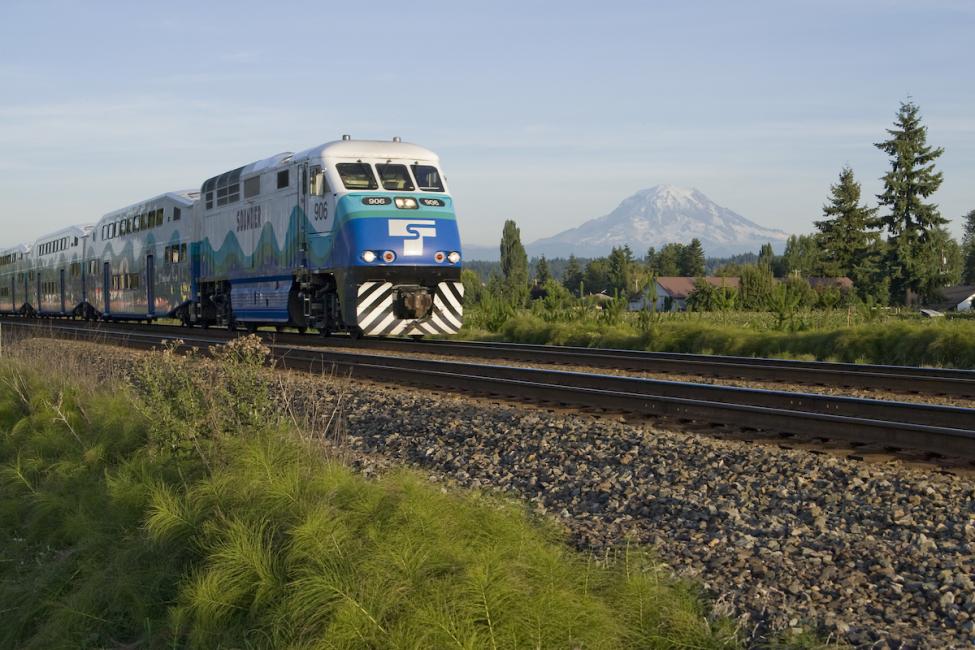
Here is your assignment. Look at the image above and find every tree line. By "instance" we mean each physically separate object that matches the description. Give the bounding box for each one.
[468,100,974,312]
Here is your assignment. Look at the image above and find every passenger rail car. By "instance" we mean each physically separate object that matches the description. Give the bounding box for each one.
[88,191,197,321]
[0,137,464,337]
[0,244,30,314]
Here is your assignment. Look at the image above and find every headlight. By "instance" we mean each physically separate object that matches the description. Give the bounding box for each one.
[394,197,418,209]
[361,250,377,263]
[382,250,396,263]
[434,251,446,263]
[447,251,461,264]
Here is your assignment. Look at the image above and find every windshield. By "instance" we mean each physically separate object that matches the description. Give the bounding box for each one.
[411,164,444,192]
[337,163,378,190]
[376,164,415,191]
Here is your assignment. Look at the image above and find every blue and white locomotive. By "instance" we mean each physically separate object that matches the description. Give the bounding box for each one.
[0,137,465,337]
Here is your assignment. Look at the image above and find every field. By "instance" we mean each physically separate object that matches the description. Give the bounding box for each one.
[0,337,740,649]
[460,301,975,368]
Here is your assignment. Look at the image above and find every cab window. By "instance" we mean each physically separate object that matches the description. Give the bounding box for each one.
[411,164,444,192]
[376,164,414,191]
[336,163,378,190]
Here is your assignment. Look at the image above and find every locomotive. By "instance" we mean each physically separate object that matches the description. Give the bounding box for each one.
[0,138,464,337]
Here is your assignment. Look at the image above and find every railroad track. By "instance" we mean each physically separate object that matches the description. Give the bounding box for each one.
[5,318,975,460]
[5,316,975,397]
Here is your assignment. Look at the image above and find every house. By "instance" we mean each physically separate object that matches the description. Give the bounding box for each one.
[925,285,975,312]
[628,276,741,312]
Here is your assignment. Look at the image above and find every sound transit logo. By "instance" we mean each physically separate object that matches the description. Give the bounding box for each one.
[388,219,437,256]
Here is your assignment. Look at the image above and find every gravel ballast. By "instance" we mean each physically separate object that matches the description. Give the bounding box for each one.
[314,381,975,647]
[10,337,975,647]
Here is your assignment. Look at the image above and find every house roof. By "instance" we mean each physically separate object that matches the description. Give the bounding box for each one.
[927,285,975,310]
[808,276,854,289]
[655,276,740,300]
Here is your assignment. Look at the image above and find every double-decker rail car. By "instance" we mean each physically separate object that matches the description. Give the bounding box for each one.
[0,137,464,338]
[195,138,464,336]
[87,191,197,320]
[0,244,29,314]
[31,225,92,317]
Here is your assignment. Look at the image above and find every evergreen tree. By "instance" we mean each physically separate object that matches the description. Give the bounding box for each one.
[653,243,684,276]
[757,243,775,271]
[583,258,611,294]
[499,220,529,304]
[535,256,551,285]
[562,255,584,295]
[739,264,775,310]
[961,209,975,284]
[679,238,706,276]
[875,100,947,304]
[607,246,635,296]
[815,167,880,280]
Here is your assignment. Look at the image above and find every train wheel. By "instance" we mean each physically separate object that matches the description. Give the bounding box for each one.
[297,327,307,334]
[245,322,258,333]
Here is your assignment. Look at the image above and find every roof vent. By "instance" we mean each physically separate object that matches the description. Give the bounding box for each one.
[342,134,351,141]
[392,136,402,143]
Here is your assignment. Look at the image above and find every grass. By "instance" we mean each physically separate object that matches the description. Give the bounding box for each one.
[0,337,741,649]
[459,307,975,368]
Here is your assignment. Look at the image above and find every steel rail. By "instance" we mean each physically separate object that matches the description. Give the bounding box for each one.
[4,315,974,397]
[5,319,975,459]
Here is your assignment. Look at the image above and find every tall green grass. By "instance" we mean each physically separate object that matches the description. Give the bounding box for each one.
[462,311,975,367]
[0,339,739,648]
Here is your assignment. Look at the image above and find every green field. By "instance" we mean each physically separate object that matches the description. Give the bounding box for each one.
[0,338,739,649]
[460,301,975,368]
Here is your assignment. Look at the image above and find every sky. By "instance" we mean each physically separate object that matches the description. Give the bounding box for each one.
[0,0,973,252]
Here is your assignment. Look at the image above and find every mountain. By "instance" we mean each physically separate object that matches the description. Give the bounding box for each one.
[525,185,790,259]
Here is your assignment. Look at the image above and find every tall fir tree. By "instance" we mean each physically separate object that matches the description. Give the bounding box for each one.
[499,220,529,304]
[535,256,551,285]
[562,255,584,295]
[757,243,775,271]
[875,101,947,304]
[961,209,975,284]
[679,238,706,276]
[607,245,635,295]
[814,167,882,294]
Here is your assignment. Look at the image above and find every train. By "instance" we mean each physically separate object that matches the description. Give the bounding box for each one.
[0,137,464,337]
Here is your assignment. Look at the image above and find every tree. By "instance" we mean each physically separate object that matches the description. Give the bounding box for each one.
[607,245,635,296]
[499,220,529,304]
[757,243,775,272]
[815,167,879,278]
[961,209,975,284]
[780,234,822,278]
[679,238,706,276]
[739,264,775,310]
[875,100,947,304]
[562,255,584,295]
[651,243,684,276]
[535,256,551,285]
[583,258,611,294]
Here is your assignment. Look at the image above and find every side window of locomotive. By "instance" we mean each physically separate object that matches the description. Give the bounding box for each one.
[376,164,415,191]
[244,176,260,199]
[309,166,328,196]
[411,165,445,192]
[336,163,378,190]
[277,169,289,189]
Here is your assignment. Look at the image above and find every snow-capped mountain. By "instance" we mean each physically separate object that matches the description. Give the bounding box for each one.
[526,185,790,258]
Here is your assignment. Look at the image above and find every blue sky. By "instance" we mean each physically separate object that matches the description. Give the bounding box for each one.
[1,0,973,251]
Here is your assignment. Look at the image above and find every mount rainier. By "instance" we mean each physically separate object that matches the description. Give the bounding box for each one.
[526,185,790,258]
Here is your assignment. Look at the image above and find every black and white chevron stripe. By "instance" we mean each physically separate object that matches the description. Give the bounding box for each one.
[355,281,464,337]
